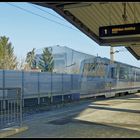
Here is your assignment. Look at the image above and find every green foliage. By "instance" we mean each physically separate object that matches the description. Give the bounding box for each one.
[0,36,18,70]
[25,48,36,69]
[38,47,54,72]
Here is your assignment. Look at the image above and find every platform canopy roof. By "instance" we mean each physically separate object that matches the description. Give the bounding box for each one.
[33,2,140,60]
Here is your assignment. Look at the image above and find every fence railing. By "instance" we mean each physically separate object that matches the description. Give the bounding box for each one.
[0,88,22,129]
[0,70,80,107]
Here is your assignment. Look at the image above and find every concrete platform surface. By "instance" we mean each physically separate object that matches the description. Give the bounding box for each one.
[0,126,28,138]
[6,93,140,138]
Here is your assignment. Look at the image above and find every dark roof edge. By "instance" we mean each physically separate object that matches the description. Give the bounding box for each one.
[126,47,140,60]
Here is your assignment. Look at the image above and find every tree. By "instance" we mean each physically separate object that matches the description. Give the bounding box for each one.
[25,48,36,69]
[0,36,18,70]
[38,47,54,72]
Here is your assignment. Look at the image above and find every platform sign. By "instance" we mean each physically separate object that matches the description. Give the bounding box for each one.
[99,23,140,38]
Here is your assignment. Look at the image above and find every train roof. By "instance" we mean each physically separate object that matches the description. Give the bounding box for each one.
[82,56,140,70]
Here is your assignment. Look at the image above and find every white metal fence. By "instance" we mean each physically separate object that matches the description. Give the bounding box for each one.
[0,88,22,129]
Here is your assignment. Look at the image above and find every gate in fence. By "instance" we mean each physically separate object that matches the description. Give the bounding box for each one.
[0,88,22,129]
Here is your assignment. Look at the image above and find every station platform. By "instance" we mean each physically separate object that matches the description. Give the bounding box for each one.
[3,92,140,138]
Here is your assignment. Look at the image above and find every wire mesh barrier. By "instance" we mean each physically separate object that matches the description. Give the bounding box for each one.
[0,70,81,108]
[0,88,22,129]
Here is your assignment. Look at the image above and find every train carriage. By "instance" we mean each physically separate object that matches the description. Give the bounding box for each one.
[79,56,140,98]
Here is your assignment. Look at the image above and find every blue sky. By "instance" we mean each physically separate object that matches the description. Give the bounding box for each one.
[0,2,140,67]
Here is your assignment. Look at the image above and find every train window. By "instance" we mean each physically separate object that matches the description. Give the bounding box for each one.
[82,62,107,77]
[136,71,140,81]
[82,63,96,76]
[95,63,106,77]
[129,68,134,81]
[83,63,89,76]
[111,67,116,79]
[138,72,140,81]
[88,63,95,71]
[119,67,129,80]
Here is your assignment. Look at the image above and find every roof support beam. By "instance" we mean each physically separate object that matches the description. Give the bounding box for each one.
[126,47,140,60]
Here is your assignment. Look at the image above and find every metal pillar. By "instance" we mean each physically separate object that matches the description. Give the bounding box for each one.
[37,72,40,105]
[110,46,114,64]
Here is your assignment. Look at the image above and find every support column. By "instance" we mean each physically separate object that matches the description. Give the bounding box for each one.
[110,46,114,64]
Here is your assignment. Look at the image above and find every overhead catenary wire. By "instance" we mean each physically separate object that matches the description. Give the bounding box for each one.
[30,3,66,22]
[6,2,79,32]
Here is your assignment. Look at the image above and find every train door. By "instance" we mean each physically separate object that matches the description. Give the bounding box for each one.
[107,64,117,78]
[104,64,117,97]
[109,64,117,85]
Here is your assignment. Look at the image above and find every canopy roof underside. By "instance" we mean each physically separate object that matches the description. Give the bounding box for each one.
[33,2,140,60]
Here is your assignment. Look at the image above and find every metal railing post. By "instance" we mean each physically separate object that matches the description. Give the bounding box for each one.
[19,88,22,127]
[62,73,64,103]
[38,72,40,105]
[22,71,24,107]
[51,72,53,103]
[71,74,73,91]
[0,87,22,129]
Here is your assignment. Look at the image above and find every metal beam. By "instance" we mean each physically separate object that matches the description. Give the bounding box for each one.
[100,37,140,46]
[126,47,140,60]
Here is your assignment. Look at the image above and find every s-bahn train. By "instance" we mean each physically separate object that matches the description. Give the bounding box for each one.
[79,56,140,98]
[1,56,140,108]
